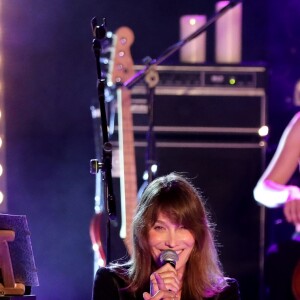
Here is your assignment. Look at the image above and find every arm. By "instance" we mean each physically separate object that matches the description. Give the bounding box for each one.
[253,112,300,223]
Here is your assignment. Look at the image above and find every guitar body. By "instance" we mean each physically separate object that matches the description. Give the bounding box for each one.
[90,212,106,267]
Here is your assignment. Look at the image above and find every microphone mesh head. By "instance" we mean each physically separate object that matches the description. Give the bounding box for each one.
[159,249,179,267]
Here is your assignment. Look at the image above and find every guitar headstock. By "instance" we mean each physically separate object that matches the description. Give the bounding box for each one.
[108,27,135,86]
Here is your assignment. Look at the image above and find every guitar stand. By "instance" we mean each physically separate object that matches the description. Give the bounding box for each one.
[0,230,25,296]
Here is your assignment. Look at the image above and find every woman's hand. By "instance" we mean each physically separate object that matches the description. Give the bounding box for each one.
[284,186,300,224]
[143,264,180,300]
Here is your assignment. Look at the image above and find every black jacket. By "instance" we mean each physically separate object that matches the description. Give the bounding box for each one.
[92,267,241,300]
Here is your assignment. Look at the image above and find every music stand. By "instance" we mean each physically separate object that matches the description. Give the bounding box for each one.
[0,214,38,298]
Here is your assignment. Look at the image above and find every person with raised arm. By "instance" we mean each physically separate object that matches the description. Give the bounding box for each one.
[254,112,300,299]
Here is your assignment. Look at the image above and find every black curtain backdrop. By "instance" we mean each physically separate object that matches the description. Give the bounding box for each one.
[0,1,281,299]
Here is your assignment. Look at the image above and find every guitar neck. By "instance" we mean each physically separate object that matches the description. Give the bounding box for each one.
[118,87,137,255]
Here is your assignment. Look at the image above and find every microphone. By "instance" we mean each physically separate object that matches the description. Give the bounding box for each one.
[159,250,179,268]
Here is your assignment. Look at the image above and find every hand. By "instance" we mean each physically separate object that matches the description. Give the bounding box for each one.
[284,186,300,224]
[143,264,180,300]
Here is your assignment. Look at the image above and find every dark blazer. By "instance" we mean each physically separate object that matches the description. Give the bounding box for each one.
[92,267,241,300]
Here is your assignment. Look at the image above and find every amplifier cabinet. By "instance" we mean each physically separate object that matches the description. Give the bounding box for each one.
[127,64,267,137]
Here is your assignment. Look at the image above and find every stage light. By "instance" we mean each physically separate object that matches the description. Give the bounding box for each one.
[0,191,4,204]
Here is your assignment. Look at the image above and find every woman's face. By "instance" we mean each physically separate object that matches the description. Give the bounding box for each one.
[148,212,195,273]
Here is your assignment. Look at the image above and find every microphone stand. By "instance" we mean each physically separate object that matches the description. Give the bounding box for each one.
[137,63,160,197]
[125,1,240,189]
[90,17,117,265]
[144,69,158,184]
[124,1,240,89]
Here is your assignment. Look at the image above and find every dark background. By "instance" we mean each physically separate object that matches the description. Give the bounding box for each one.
[2,1,300,299]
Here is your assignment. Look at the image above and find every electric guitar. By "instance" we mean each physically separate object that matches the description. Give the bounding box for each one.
[109,26,137,256]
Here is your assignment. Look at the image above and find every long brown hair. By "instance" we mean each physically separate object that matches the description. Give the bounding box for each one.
[114,173,226,298]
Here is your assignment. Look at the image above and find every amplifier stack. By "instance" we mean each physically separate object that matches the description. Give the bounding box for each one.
[109,64,267,300]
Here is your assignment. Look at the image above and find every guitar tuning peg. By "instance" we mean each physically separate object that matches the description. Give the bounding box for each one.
[106,31,113,39]
[120,37,128,45]
[99,57,109,65]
